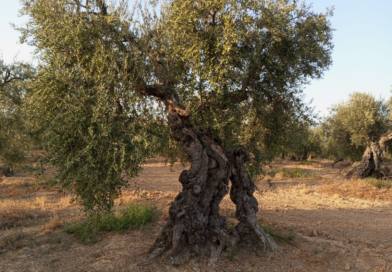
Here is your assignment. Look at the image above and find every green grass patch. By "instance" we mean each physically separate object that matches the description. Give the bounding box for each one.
[364,178,392,189]
[65,203,156,243]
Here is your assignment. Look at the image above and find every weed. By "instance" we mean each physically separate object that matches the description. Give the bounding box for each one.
[65,203,156,243]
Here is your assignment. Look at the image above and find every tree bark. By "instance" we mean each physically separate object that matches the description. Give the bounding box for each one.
[148,107,275,265]
[228,148,277,250]
[133,82,275,263]
[346,132,392,179]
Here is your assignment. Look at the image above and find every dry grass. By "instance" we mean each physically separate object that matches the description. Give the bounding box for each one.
[317,178,392,202]
[41,216,64,234]
[0,229,32,254]
[365,178,392,189]
[0,208,50,230]
[263,166,317,180]
[1,159,392,272]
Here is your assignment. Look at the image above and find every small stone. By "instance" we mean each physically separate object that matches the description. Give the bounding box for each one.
[344,263,351,270]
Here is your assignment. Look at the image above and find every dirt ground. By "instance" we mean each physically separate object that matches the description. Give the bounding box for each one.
[1,160,392,272]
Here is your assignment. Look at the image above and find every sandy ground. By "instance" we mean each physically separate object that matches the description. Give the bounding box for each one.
[1,160,392,272]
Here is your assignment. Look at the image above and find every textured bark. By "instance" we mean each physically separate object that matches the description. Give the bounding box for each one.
[228,148,277,251]
[149,109,231,265]
[346,132,392,178]
[148,109,275,264]
[134,82,275,264]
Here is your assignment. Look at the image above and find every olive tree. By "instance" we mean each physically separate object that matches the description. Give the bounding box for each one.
[22,0,332,263]
[279,116,322,160]
[0,59,34,176]
[322,93,391,177]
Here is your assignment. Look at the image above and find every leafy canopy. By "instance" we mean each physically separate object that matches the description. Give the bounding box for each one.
[0,59,34,170]
[22,0,332,211]
[321,92,390,160]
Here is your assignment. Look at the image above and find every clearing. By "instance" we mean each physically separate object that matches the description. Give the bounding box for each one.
[1,160,392,272]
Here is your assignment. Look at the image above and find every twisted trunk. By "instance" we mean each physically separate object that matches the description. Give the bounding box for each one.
[148,105,275,264]
[228,148,276,250]
[133,82,275,263]
[346,132,392,178]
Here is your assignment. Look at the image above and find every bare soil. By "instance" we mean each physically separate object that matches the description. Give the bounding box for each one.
[1,160,392,272]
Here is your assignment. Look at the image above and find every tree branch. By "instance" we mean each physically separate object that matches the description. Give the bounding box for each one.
[134,81,188,117]
[379,131,392,151]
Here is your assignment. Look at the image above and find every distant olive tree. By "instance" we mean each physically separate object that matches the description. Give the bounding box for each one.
[278,115,323,161]
[22,0,332,263]
[322,92,392,177]
[0,59,34,176]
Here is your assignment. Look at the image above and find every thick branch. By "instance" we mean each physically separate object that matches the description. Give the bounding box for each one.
[134,81,189,118]
[0,70,24,88]
[379,131,392,152]
[135,82,172,101]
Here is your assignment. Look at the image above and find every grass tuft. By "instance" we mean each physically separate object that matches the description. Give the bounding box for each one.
[364,178,392,189]
[260,223,296,245]
[65,203,156,243]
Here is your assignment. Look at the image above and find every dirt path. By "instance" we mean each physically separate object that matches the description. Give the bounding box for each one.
[1,160,392,271]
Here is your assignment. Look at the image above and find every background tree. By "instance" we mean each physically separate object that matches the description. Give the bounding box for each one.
[22,0,332,263]
[278,115,322,161]
[0,59,34,176]
[321,92,391,177]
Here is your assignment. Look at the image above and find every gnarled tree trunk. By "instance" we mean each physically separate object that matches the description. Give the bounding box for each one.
[228,148,276,250]
[148,105,276,265]
[346,132,392,178]
[132,81,275,264]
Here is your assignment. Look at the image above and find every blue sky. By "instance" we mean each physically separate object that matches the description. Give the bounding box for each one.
[305,0,392,115]
[0,2,33,64]
[0,1,391,116]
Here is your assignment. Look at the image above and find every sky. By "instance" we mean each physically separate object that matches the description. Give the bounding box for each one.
[0,1,391,117]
